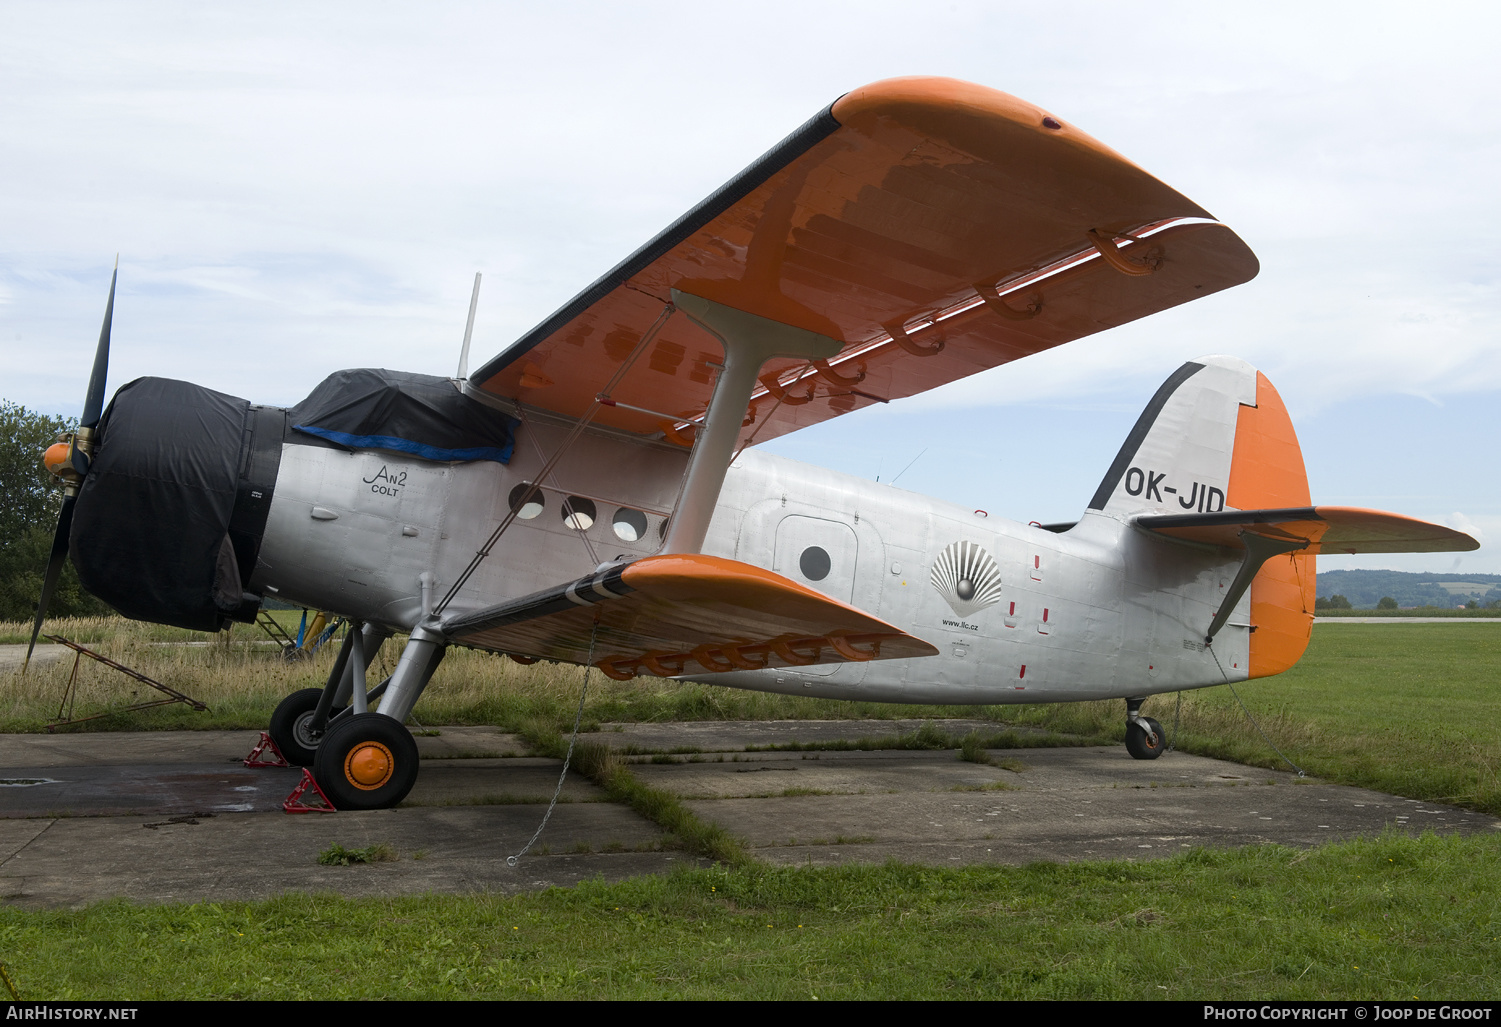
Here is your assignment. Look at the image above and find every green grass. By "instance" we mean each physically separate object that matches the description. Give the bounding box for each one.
[2,832,1498,1000]
[316,842,396,866]
[745,722,1108,754]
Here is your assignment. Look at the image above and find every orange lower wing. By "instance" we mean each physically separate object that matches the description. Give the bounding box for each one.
[1137,506,1478,554]
[441,554,937,678]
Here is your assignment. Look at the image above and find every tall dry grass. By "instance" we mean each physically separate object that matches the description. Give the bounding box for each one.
[1,615,1018,733]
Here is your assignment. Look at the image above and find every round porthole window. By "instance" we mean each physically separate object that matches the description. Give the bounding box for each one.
[507,483,544,520]
[561,496,596,531]
[799,545,831,581]
[612,507,648,542]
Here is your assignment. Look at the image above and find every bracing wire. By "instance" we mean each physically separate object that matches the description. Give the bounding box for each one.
[1208,643,1306,777]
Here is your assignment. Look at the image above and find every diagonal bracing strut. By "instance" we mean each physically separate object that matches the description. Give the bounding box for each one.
[1204,529,1310,645]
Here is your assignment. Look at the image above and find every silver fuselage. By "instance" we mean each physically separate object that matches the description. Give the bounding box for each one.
[250,412,1250,705]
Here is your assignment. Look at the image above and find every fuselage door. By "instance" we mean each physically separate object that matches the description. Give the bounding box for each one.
[773,515,858,605]
[772,514,860,679]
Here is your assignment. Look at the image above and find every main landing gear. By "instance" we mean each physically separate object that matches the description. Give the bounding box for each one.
[1124,697,1166,760]
[266,619,446,810]
[313,713,421,810]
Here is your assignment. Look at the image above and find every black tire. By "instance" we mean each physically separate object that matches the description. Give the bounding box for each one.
[268,688,339,767]
[312,713,419,810]
[1125,716,1166,760]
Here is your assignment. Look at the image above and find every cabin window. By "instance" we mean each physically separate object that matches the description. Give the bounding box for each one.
[562,496,596,531]
[612,507,649,542]
[508,483,544,520]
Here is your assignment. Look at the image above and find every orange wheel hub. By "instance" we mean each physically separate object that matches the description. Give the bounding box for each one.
[343,741,395,790]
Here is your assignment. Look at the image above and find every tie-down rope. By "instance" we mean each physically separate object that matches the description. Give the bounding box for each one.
[507,621,598,867]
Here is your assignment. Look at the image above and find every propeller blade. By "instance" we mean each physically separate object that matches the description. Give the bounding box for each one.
[80,260,117,430]
[26,262,117,671]
[22,493,77,674]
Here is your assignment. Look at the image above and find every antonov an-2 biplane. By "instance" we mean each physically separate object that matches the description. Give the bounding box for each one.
[29,77,1477,810]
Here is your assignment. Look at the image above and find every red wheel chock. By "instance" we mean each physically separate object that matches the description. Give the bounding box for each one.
[283,769,336,813]
[243,731,290,768]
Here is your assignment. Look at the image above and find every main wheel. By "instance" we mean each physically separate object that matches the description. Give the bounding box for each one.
[1125,716,1166,760]
[268,688,341,767]
[312,713,420,810]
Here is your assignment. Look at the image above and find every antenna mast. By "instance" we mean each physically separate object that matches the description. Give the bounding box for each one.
[456,272,482,379]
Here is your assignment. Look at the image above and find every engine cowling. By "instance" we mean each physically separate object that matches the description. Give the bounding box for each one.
[70,377,284,631]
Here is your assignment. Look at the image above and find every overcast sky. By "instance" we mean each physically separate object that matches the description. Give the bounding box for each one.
[3,2,1497,574]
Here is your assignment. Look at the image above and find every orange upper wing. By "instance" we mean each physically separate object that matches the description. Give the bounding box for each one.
[470,77,1259,446]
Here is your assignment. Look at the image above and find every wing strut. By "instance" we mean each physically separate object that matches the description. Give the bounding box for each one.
[663,291,841,554]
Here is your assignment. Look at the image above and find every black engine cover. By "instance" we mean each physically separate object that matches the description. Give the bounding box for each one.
[71,377,284,632]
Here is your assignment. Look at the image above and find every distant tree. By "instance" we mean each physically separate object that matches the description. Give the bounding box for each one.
[0,400,71,539]
[1327,594,1353,610]
[0,399,109,622]
[1377,596,1398,610]
[1466,599,1479,609]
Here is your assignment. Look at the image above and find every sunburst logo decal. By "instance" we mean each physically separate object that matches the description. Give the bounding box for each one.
[930,541,1004,618]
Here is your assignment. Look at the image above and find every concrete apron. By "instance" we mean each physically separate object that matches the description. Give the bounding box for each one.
[1,721,1496,909]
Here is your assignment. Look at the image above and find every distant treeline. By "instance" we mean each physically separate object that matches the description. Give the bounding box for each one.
[1315,569,1501,610]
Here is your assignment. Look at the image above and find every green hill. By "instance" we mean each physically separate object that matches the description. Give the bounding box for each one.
[1315,569,1501,609]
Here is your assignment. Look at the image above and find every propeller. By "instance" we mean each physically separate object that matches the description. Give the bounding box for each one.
[23,261,117,673]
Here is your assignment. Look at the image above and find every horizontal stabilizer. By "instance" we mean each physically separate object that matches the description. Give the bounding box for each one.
[1136,506,1478,555]
[441,554,938,679]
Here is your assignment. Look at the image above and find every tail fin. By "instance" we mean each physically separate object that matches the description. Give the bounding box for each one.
[1091,356,1315,677]
[1088,356,1311,517]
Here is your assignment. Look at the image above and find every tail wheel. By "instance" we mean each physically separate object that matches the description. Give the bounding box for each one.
[312,713,419,810]
[1125,716,1166,760]
[268,687,341,767]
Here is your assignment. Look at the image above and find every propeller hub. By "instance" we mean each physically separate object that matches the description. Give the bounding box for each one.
[43,440,73,480]
[42,429,93,487]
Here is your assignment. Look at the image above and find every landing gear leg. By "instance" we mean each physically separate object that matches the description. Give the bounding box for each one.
[309,625,446,811]
[1124,697,1166,760]
[266,621,389,767]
